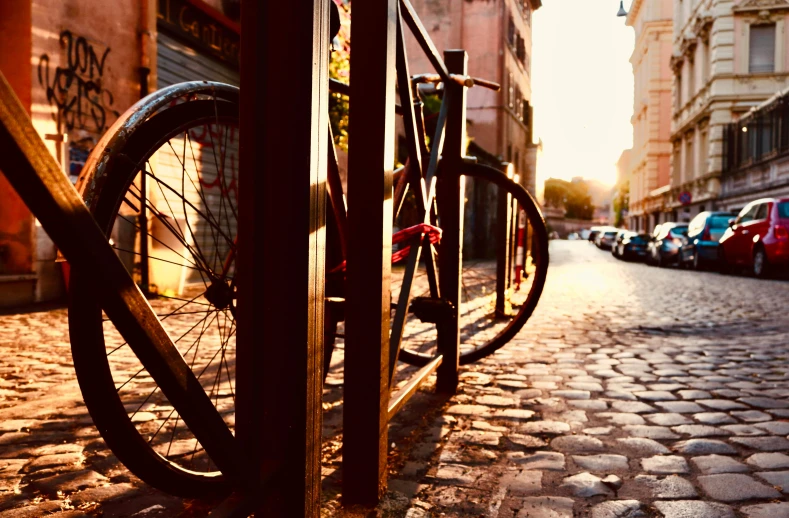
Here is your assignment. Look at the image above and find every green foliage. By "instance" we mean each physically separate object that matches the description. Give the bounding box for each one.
[329,0,351,151]
[543,178,594,220]
[613,180,629,228]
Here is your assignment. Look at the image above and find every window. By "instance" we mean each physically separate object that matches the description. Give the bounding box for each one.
[754,203,769,221]
[736,204,759,224]
[779,202,789,219]
[702,40,710,83]
[689,213,706,235]
[517,35,527,67]
[675,73,683,110]
[685,135,694,182]
[749,24,776,73]
[688,58,695,99]
[507,16,515,47]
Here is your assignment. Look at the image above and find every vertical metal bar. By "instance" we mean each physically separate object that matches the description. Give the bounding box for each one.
[139,165,150,295]
[139,66,150,296]
[343,0,397,507]
[509,195,518,285]
[236,1,327,514]
[435,50,467,394]
[495,163,512,317]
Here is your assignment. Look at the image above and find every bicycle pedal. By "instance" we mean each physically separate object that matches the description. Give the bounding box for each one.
[409,296,456,324]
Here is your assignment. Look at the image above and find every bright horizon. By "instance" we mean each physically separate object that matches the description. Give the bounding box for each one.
[532,0,635,198]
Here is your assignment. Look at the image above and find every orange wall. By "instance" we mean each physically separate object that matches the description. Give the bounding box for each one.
[0,1,34,275]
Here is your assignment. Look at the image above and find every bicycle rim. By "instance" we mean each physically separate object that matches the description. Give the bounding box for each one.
[69,99,239,497]
[395,162,549,366]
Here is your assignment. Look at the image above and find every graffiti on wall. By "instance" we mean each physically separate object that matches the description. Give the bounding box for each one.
[37,30,120,133]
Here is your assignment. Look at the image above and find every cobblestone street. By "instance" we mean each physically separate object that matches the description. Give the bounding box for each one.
[0,240,788,516]
[382,240,789,517]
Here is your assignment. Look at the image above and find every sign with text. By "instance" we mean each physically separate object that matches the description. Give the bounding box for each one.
[157,0,240,68]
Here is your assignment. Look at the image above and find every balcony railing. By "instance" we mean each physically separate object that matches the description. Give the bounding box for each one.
[723,87,789,174]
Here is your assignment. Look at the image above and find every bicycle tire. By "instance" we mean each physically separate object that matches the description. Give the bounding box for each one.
[396,162,549,366]
[69,99,239,498]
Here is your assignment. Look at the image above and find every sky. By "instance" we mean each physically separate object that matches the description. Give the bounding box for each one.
[531,0,635,192]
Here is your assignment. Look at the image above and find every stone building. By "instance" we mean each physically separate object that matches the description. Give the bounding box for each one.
[624,0,674,232]
[404,0,542,196]
[0,0,240,307]
[668,0,789,223]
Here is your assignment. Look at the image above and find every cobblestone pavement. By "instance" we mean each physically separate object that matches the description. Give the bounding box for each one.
[1,240,789,516]
[368,241,789,517]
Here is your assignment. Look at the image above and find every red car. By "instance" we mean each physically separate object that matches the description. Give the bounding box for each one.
[718,197,789,277]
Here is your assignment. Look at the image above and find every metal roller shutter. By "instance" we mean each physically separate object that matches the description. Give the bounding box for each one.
[156,32,239,88]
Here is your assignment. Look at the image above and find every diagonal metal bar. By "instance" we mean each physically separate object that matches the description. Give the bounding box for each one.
[388,234,424,385]
[0,71,244,483]
[399,0,450,81]
[395,12,425,210]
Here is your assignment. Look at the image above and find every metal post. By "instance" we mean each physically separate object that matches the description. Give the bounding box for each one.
[435,50,467,394]
[236,1,328,514]
[495,162,512,317]
[343,0,397,506]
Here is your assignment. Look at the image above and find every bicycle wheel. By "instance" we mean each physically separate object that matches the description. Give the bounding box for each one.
[394,162,549,366]
[69,98,239,497]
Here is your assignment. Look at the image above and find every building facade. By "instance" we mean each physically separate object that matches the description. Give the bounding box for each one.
[405,0,541,196]
[625,0,674,232]
[0,0,239,307]
[669,0,789,224]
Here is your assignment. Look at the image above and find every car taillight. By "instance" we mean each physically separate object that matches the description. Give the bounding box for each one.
[702,227,711,241]
[775,225,789,240]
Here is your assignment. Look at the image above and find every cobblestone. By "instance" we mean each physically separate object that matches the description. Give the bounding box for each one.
[697,473,782,501]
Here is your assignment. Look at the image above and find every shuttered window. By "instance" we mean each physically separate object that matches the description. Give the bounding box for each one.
[749,24,776,74]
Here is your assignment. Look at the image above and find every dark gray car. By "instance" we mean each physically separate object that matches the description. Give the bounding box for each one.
[647,222,688,267]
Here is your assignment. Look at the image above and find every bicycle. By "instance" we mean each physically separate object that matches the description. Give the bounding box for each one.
[63,0,549,498]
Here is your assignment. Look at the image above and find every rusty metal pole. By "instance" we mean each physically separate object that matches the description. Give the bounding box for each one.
[236,1,328,514]
[435,50,467,394]
[343,0,397,507]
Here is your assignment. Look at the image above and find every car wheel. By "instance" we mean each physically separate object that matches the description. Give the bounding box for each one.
[693,251,701,271]
[753,246,770,279]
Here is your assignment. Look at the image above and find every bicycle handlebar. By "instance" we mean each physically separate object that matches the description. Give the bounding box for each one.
[410,73,500,91]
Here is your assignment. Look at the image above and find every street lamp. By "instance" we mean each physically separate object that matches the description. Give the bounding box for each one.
[617,0,628,17]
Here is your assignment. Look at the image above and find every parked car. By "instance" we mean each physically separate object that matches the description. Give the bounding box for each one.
[579,229,591,240]
[596,228,619,250]
[615,232,650,261]
[718,197,789,277]
[647,222,688,267]
[611,230,630,258]
[678,211,733,269]
[567,232,580,240]
[588,226,604,244]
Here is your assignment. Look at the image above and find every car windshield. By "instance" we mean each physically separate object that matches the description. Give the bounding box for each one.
[709,215,731,229]
[604,231,617,237]
[778,202,789,219]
